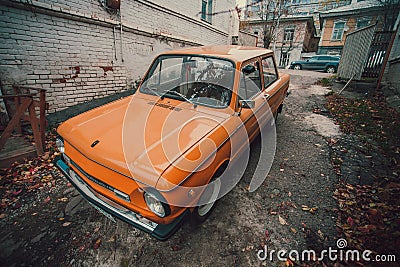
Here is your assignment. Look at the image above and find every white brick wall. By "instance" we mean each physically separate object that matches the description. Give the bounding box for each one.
[0,0,237,113]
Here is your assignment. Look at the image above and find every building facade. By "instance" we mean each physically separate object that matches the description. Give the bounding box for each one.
[318,0,388,55]
[241,15,319,68]
[243,0,352,34]
[0,0,238,113]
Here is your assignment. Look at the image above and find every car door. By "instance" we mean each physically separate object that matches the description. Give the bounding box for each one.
[237,59,266,140]
[304,56,319,70]
[261,56,280,117]
[318,56,331,70]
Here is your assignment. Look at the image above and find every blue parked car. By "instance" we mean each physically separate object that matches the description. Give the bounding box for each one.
[289,55,340,73]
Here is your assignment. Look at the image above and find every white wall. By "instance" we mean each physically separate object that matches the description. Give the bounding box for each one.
[0,0,237,113]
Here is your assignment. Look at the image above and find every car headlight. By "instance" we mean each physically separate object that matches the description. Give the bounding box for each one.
[56,136,65,154]
[144,192,169,217]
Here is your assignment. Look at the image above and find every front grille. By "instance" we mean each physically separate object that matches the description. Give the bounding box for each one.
[70,160,131,202]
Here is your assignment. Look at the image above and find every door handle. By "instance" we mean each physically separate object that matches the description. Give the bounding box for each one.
[264,93,271,99]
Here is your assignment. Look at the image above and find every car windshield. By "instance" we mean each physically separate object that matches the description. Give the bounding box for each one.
[140,55,235,108]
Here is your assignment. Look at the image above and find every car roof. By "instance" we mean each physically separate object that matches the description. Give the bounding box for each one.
[313,55,340,58]
[161,45,274,63]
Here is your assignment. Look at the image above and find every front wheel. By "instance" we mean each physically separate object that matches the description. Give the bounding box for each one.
[191,177,221,223]
[326,66,336,73]
[293,64,302,70]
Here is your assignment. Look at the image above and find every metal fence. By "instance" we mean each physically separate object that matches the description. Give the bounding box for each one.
[337,25,376,80]
[363,31,395,78]
[338,24,395,80]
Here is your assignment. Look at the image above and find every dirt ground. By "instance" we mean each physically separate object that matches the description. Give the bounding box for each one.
[1,69,394,266]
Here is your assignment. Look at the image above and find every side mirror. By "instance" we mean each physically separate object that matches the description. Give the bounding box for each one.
[239,99,255,109]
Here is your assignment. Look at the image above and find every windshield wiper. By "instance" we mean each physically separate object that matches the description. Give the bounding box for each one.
[163,90,197,108]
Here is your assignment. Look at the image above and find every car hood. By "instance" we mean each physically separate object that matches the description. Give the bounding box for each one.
[58,93,228,188]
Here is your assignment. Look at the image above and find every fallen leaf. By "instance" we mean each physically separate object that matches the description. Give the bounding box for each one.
[302,205,310,211]
[62,222,71,227]
[79,245,86,252]
[278,215,288,225]
[265,229,270,241]
[309,207,318,214]
[43,196,51,204]
[12,189,23,196]
[318,230,324,239]
[93,239,101,249]
[0,214,6,219]
[171,244,182,251]
[290,227,297,234]
[285,258,295,267]
[347,217,354,227]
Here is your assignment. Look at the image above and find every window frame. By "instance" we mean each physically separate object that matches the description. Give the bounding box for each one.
[261,55,279,89]
[201,0,213,24]
[331,20,346,41]
[283,28,295,42]
[279,52,290,68]
[356,17,370,29]
[238,59,263,101]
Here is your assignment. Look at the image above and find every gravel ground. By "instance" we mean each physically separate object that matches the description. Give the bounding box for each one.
[1,69,344,266]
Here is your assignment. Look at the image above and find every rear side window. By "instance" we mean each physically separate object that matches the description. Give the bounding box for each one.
[319,56,332,60]
[261,56,278,88]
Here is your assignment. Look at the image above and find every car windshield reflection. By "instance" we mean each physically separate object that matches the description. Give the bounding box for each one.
[140,55,235,108]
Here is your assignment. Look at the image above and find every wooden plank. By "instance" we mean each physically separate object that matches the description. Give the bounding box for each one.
[0,97,32,150]
[28,100,44,156]
[0,136,37,168]
[39,89,46,146]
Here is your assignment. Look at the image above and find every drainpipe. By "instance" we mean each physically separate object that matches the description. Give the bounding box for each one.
[120,10,124,62]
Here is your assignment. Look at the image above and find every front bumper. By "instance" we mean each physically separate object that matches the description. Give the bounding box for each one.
[55,156,189,241]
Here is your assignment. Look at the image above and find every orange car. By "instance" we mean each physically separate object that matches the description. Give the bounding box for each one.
[55,45,290,240]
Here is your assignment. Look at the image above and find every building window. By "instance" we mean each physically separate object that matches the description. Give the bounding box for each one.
[331,21,346,41]
[232,36,239,45]
[283,28,295,42]
[201,0,213,23]
[356,18,370,29]
[279,52,290,68]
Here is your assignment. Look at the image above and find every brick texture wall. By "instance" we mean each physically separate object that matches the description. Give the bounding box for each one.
[0,0,236,113]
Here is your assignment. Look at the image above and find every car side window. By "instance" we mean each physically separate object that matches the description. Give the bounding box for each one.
[238,61,262,100]
[319,56,331,60]
[261,56,278,89]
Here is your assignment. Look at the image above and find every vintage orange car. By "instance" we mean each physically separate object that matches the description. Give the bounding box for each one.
[55,45,290,240]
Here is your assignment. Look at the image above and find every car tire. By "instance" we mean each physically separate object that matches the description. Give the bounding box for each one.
[293,64,302,70]
[191,176,221,224]
[326,66,336,73]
